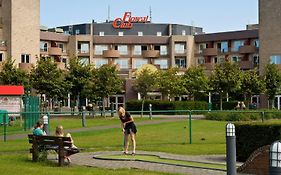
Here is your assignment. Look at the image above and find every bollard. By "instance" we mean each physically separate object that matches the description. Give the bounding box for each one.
[149,104,152,120]
[269,141,281,175]
[82,106,86,127]
[43,115,49,135]
[226,123,237,175]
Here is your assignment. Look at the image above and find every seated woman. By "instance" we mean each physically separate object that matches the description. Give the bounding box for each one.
[55,125,79,162]
[33,121,46,136]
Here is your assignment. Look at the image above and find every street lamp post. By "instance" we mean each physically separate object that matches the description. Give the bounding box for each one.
[269,141,281,175]
[149,104,152,120]
[226,123,236,175]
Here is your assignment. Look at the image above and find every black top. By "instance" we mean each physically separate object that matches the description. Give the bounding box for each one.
[119,111,131,123]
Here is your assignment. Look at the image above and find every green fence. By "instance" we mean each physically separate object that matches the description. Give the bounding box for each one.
[22,96,40,131]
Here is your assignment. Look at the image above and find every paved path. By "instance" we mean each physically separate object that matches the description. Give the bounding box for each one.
[68,151,248,175]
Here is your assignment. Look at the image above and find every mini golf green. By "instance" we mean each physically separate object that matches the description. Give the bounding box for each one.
[94,154,227,171]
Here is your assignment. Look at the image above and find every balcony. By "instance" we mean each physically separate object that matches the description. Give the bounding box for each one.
[202,48,218,56]
[48,47,62,56]
[56,62,66,70]
[239,45,257,54]
[142,50,160,58]
[238,61,253,70]
[103,50,120,58]
[77,50,90,56]
[203,63,215,70]
[18,63,33,72]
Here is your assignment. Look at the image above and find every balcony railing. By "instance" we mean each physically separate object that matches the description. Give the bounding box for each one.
[239,45,258,54]
[142,50,160,58]
[103,50,120,58]
[48,47,62,56]
[202,48,217,56]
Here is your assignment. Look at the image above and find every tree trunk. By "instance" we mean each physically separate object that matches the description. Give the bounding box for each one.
[102,97,106,117]
[141,98,145,118]
[220,93,223,110]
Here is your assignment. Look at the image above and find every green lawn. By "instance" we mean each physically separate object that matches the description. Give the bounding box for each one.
[0,118,228,175]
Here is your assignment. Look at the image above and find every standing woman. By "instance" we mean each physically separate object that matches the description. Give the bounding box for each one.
[118,106,137,155]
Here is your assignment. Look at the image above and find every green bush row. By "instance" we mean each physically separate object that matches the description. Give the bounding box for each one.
[205,112,261,121]
[126,100,208,114]
[236,122,281,162]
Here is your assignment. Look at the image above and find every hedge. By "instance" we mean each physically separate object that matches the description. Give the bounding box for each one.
[126,100,208,114]
[236,122,281,162]
[205,112,261,121]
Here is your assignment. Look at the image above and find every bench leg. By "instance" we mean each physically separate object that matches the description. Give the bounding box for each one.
[58,148,65,166]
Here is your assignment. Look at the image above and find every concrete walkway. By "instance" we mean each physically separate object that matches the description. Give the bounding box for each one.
[68,151,248,175]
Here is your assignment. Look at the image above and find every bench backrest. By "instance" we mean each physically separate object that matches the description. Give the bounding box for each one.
[28,134,72,147]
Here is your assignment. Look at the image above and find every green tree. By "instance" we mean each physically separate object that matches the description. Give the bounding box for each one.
[30,58,67,108]
[181,66,209,100]
[240,69,265,106]
[65,57,93,107]
[210,62,242,110]
[133,68,157,117]
[0,58,29,88]
[264,63,281,109]
[155,68,182,100]
[91,64,123,116]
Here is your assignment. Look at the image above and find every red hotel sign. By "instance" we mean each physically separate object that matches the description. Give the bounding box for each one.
[112,12,149,29]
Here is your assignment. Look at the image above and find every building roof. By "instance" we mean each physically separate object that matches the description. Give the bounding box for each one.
[195,29,258,43]
[0,86,24,95]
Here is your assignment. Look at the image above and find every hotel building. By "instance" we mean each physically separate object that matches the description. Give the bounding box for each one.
[1,0,281,109]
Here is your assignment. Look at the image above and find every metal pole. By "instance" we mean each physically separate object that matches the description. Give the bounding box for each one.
[82,107,86,127]
[189,111,192,144]
[149,104,152,120]
[226,123,237,175]
[3,111,7,142]
[261,111,265,122]
[47,112,50,133]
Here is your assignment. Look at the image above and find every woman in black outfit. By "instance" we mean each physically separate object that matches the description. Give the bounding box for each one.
[118,106,137,155]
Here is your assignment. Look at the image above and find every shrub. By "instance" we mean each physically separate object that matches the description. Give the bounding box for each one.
[236,122,281,162]
[126,100,208,114]
[205,112,261,121]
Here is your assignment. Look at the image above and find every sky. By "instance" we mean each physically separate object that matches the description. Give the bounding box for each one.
[40,0,258,33]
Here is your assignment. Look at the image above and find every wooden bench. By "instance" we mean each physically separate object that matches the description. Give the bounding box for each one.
[28,134,73,166]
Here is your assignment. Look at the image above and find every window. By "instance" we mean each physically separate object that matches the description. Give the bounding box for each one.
[134,45,142,55]
[138,32,143,36]
[154,45,160,51]
[141,45,147,51]
[118,32,123,36]
[231,56,242,62]
[175,57,186,68]
[157,32,162,36]
[253,55,259,65]
[253,39,259,48]
[134,59,148,69]
[182,30,186,36]
[79,57,89,66]
[117,45,128,55]
[154,59,168,69]
[99,32,104,36]
[114,59,129,69]
[199,44,206,53]
[58,43,65,52]
[270,55,281,64]
[78,43,89,53]
[214,57,225,63]
[232,40,244,52]
[160,45,168,55]
[197,57,205,64]
[218,41,228,53]
[94,45,108,55]
[75,29,80,35]
[95,59,108,68]
[40,42,48,52]
[0,53,3,62]
[175,43,186,54]
[21,54,30,63]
